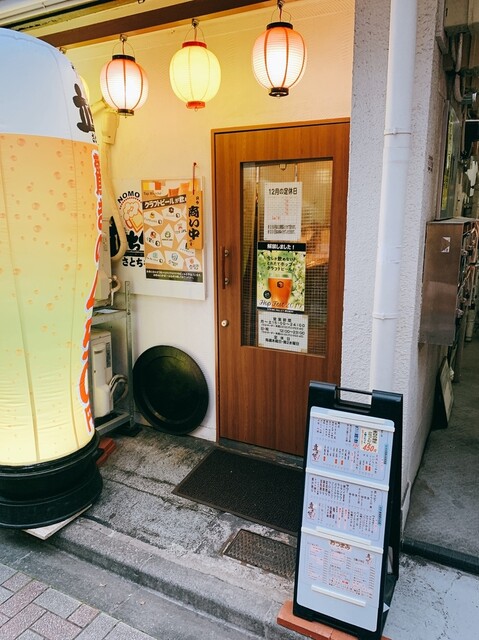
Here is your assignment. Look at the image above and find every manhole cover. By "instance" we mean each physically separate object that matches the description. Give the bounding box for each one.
[223,529,296,578]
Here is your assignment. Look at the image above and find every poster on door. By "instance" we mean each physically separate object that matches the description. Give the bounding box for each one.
[257,311,308,353]
[256,241,306,312]
[264,181,302,241]
[142,178,205,299]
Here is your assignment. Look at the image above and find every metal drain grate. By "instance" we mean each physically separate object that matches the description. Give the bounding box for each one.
[222,529,296,579]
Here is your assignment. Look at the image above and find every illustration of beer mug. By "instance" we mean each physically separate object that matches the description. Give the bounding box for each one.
[268,274,293,309]
[0,28,103,528]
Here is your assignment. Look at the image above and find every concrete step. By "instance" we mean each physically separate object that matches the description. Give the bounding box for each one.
[0,523,303,640]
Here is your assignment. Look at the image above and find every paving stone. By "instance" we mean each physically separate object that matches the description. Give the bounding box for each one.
[0,581,47,617]
[0,603,44,640]
[75,612,118,639]
[0,589,11,606]
[68,603,99,628]
[17,631,43,640]
[0,568,15,586]
[1,573,31,593]
[31,611,81,640]
[0,612,8,627]
[34,587,81,618]
[104,621,155,639]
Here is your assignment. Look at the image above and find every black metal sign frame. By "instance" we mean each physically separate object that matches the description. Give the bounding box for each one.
[293,382,403,640]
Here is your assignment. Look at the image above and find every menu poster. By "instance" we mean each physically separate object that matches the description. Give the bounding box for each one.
[307,408,395,483]
[303,474,387,543]
[112,179,205,299]
[296,531,382,632]
[294,386,401,640]
[141,178,205,300]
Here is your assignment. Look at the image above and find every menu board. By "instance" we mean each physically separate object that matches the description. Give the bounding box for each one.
[307,408,394,483]
[297,531,382,631]
[303,473,387,543]
[295,405,396,635]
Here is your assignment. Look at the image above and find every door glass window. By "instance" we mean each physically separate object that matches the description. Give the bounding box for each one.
[241,160,333,356]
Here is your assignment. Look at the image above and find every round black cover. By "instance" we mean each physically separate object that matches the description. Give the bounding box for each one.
[133,346,208,435]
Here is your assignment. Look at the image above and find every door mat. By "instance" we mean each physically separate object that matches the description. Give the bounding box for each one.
[223,529,296,578]
[173,448,304,535]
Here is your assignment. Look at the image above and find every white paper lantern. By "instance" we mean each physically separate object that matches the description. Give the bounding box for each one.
[252,16,306,97]
[100,36,148,116]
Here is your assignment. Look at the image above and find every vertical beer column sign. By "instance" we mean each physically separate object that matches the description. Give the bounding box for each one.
[293,383,402,640]
[0,28,103,528]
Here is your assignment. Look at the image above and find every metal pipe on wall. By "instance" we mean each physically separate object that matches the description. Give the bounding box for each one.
[369,0,418,391]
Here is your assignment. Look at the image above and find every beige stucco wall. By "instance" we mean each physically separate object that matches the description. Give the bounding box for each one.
[65,0,446,527]
[66,0,355,441]
[344,0,445,521]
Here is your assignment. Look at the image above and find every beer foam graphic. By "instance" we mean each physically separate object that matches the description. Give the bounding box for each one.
[0,135,100,465]
[0,29,101,466]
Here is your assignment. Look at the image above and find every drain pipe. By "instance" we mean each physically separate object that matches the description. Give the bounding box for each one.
[370,0,418,392]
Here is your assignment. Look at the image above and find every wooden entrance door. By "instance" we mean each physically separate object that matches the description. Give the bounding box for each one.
[213,120,349,456]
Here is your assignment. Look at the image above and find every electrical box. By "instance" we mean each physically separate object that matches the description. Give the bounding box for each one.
[444,0,479,34]
[420,217,478,345]
[444,0,469,33]
[89,329,113,418]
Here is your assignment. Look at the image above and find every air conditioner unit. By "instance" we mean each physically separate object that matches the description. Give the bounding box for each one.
[90,329,113,419]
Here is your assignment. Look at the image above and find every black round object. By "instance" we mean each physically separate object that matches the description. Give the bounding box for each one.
[0,431,103,529]
[133,346,209,435]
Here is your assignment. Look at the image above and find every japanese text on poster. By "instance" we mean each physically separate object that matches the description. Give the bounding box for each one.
[264,182,302,241]
[302,532,381,604]
[258,311,308,353]
[303,474,387,542]
[187,190,203,250]
[256,241,306,312]
[307,408,394,483]
[142,179,203,284]
[117,187,144,272]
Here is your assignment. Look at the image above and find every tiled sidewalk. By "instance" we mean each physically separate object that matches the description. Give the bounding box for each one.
[0,564,154,640]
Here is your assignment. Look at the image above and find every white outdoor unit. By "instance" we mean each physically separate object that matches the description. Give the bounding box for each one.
[90,329,113,419]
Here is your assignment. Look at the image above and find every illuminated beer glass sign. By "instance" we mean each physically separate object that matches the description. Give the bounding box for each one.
[0,28,103,528]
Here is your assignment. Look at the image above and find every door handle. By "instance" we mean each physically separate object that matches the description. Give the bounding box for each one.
[221,246,230,289]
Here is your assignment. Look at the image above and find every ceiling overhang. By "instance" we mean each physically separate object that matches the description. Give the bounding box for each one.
[3,0,278,49]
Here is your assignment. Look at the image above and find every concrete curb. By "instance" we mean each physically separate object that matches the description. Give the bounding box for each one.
[48,517,304,640]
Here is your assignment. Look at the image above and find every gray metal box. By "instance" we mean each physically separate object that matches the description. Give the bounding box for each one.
[420,217,478,345]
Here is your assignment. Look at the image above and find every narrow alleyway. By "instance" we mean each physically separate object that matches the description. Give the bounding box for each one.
[404,334,479,573]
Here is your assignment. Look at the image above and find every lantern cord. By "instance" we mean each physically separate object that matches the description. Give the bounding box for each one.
[273,0,292,24]
[277,0,283,20]
[192,162,197,194]
[116,34,136,59]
